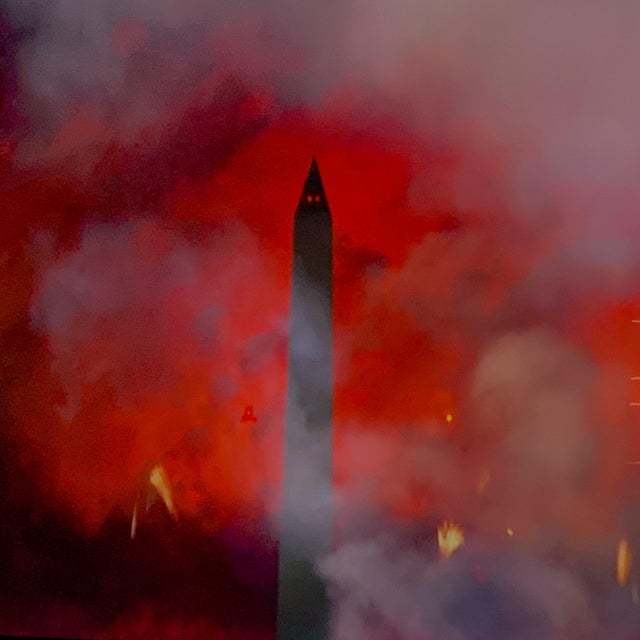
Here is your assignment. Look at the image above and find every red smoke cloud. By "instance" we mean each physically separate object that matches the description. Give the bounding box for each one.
[1,1,640,638]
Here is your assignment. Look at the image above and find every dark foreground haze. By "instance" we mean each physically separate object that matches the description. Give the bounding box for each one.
[1,2,640,638]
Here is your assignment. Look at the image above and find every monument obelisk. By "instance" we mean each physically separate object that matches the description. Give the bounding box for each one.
[277,159,333,640]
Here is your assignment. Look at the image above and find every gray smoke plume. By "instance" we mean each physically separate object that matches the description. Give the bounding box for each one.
[321,536,597,640]
[320,328,639,638]
[28,218,285,527]
[6,0,640,243]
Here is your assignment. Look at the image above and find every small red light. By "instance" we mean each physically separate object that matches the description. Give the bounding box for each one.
[315,195,321,202]
[306,195,313,203]
[241,405,257,423]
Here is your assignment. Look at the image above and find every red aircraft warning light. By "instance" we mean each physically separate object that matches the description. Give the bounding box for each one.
[241,405,257,423]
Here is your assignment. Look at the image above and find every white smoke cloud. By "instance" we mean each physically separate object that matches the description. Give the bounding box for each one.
[321,535,597,640]
[469,329,602,540]
[322,327,636,638]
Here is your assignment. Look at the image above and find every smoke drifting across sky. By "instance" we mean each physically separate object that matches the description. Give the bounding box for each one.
[1,1,640,638]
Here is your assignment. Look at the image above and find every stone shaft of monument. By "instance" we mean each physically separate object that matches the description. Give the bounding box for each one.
[277,159,333,640]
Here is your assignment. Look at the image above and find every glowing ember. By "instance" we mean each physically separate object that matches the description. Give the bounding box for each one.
[438,521,465,559]
[506,528,514,537]
[149,464,177,519]
[617,539,633,587]
[445,413,453,424]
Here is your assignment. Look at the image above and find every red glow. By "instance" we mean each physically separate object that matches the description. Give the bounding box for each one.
[1,10,638,635]
[241,405,258,423]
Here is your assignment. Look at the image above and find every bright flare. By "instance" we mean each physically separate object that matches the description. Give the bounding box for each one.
[438,521,464,559]
[445,413,453,424]
[617,539,633,587]
[149,464,177,519]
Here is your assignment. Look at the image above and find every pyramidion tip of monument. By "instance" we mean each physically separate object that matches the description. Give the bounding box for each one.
[298,156,329,211]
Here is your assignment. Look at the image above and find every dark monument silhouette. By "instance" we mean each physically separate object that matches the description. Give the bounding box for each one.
[277,159,334,640]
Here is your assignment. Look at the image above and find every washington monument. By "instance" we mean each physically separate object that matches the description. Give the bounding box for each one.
[277,159,334,640]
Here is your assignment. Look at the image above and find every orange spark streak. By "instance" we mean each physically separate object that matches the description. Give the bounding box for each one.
[130,497,138,540]
[149,464,177,519]
[617,539,633,587]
